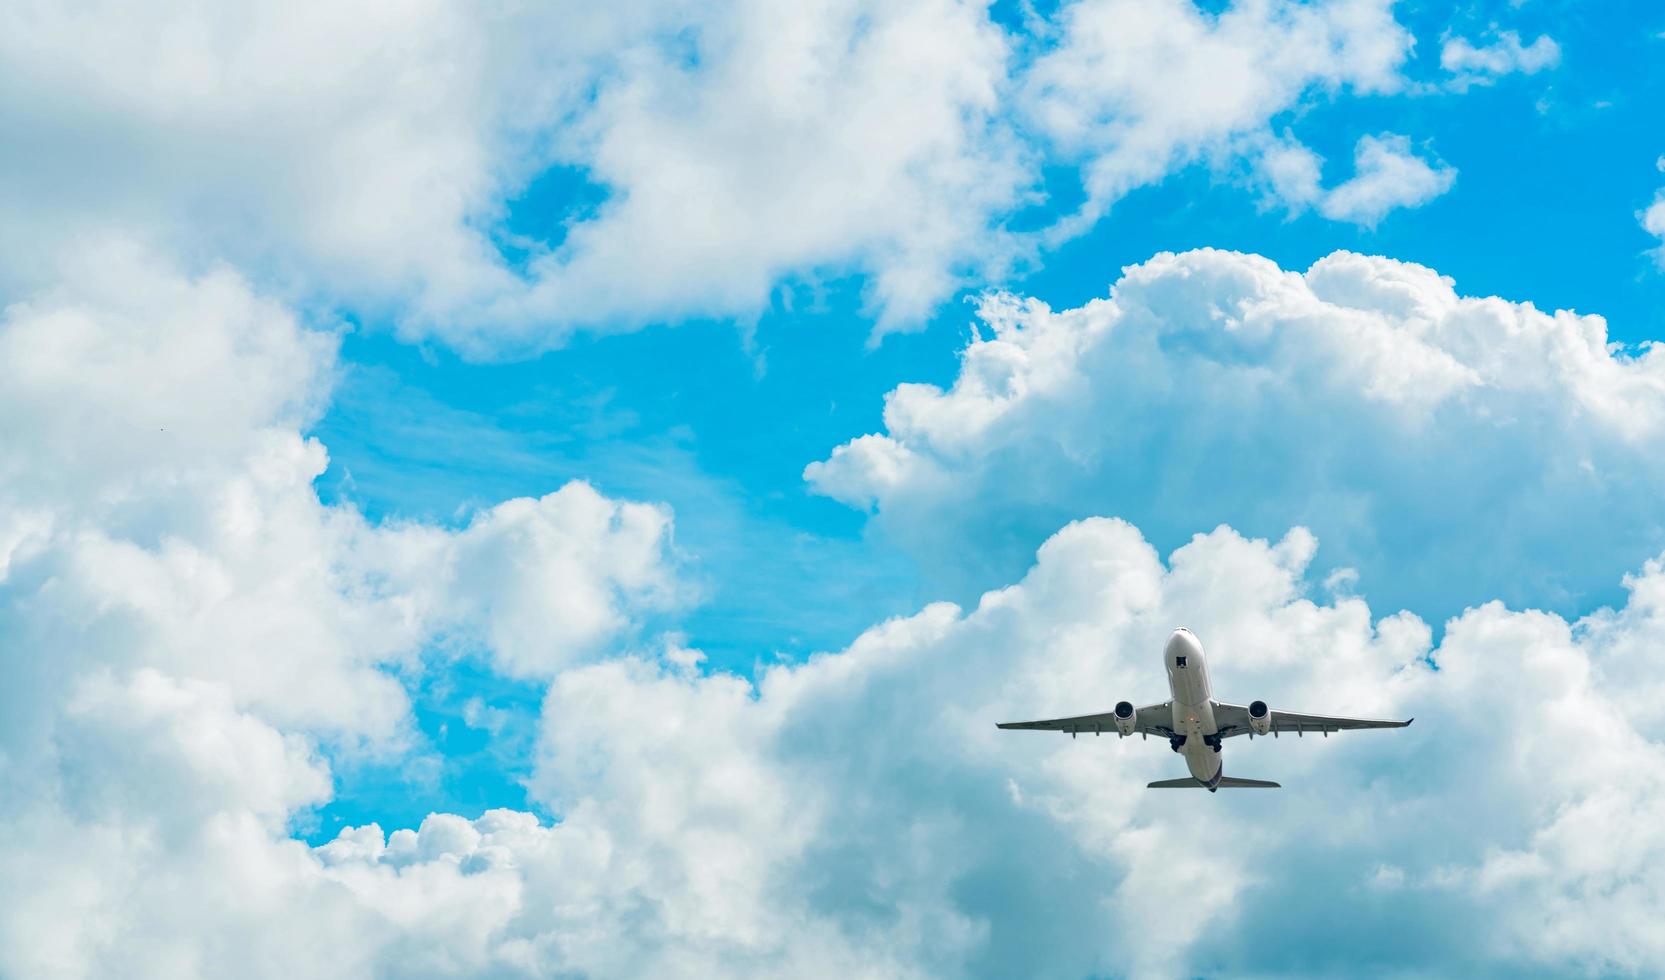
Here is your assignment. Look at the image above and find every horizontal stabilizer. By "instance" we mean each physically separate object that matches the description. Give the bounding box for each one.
[1146,776,1281,789]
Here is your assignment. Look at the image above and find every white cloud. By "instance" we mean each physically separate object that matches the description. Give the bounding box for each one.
[5,244,1665,975]
[1440,31,1561,91]
[1250,130,1327,210]
[56,669,334,833]
[0,248,687,977]
[0,0,1029,352]
[0,684,371,980]
[0,244,408,749]
[0,1,530,310]
[1647,195,1665,260]
[15,517,1665,976]
[1644,159,1665,267]
[508,0,1032,347]
[1244,131,1456,224]
[496,522,1665,975]
[1024,0,1412,239]
[400,483,686,679]
[0,244,683,745]
[0,238,336,505]
[0,0,1444,353]
[807,248,1665,622]
[1318,133,1456,225]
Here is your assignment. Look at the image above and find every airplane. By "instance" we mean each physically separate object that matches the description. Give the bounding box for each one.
[997,628,1412,790]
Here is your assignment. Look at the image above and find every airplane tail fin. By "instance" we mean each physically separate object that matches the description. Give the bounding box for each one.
[1146,776,1281,789]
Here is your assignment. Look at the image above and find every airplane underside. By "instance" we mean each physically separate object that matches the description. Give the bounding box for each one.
[1171,737,1278,790]
[996,627,1413,790]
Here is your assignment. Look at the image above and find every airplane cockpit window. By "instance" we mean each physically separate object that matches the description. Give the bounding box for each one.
[1175,655,1187,668]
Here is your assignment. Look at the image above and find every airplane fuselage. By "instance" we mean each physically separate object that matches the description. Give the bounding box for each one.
[1164,628,1225,788]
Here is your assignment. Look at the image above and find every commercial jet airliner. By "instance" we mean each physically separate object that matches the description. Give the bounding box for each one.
[998,628,1413,790]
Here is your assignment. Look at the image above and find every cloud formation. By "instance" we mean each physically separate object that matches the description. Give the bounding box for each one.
[0,0,1029,350]
[1025,0,1411,239]
[1440,30,1561,91]
[0,243,683,710]
[3,242,1663,977]
[13,510,1665,977]
[808,248,1665,622]
[1316,133,1455,225]
[0,247,684,976]
[1247,132,1455,224]
[0,0,1449,354]
[505,520,1665,977]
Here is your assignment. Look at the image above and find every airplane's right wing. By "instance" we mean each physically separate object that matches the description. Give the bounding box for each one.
[997,702,1175,738]
[1214,702,1412,739]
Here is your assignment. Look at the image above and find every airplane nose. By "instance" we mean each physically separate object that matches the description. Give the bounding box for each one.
[1166,629,1201,656]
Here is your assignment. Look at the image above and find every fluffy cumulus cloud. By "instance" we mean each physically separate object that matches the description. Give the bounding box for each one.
[16,513,1665,976]
[0,0,1451,354]
[0,252,680,751]
[4,246,1664,977]
[0,249,684,976]
[1440,30,1561,91]
[500,520,1665,977]
[807,248,1665,623]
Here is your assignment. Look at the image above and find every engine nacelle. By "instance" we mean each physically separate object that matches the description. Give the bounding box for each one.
[1248,700,1272,736]
[1113,700,1137,736]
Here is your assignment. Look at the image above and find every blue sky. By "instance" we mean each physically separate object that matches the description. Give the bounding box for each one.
[4,1,1665,977]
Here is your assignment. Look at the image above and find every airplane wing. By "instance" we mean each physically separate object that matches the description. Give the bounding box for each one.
[1213,702,1412,739]
[997,702,1176,738]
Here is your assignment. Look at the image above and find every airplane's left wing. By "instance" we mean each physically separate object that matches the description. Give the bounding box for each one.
[997,702,1175,738]
[1213,702,1412,739]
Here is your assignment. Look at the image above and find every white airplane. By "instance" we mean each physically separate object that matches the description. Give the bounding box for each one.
[998,628,1412,790]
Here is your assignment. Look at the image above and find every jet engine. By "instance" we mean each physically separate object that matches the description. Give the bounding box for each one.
[1248,700,1272,736]
[1114,700,1137,736]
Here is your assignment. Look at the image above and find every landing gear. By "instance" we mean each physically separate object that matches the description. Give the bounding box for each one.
[1203,734,1223,753]
[1169,735,1187,753]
